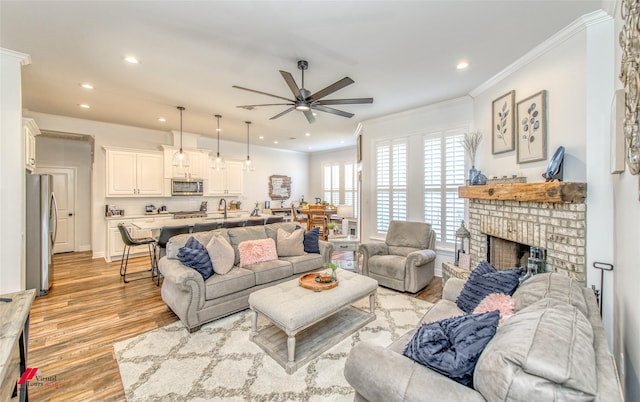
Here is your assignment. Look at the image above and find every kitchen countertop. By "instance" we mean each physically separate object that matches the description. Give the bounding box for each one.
[105,210,248,221]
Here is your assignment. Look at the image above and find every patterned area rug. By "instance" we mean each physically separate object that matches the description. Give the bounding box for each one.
[114,287,433,401]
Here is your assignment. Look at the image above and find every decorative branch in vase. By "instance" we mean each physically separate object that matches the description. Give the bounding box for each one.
[461,130,483,185]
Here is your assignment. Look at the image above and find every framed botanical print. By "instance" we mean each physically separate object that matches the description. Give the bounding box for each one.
[492,90,515,154]
[517,90,547,163]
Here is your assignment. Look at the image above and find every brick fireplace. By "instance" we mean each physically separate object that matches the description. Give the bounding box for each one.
[459,182,587,283]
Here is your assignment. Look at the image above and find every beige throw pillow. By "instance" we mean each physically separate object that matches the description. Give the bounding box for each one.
[276,228,304,257]
[206,234,235,275]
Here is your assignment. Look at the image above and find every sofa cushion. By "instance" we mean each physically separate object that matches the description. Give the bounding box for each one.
[513,272,589,317]
[242,259,293,285]
[455,262,522,313]
[238,238,278,268]
[228,226,268,266]
[421,299,465,325]
[369,255,406,281]
[279,253,325,274]
[276,227,304,257]
[206,234,235,275]
[403,310,500,387]
[177,237,214,280]
[204,267,256,300]
[302,226,321,253]
[385,221,432,252]
[265,222,298,243]
[474,298,597,401]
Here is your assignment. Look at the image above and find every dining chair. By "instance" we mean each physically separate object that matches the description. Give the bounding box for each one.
[117,223,157,284]
[155,225,191,285]
[307,205,329,239]
[291,205,308,229]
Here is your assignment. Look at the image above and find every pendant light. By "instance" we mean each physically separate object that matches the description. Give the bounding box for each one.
[243,121,255,172]
[210,114,225,170]
[172,106,190,168]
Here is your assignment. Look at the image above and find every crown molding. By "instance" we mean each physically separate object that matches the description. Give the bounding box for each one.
[469,10,612,98]
[0,47,31,66]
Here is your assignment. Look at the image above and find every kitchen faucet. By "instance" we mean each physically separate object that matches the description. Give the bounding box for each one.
[218,198,227,220]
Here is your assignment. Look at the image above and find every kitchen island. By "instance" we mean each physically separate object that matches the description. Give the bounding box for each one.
[131,215,262,231]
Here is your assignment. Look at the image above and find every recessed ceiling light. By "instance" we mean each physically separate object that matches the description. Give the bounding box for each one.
[78,104,90,109]
[124,56,140,64]
[305,132,311,137]
[158,117,166,122]
[259,136,264,140]
[340,140,345,144]
[456,61,469,70]
[273,141,279,144]
[80,83,94,90]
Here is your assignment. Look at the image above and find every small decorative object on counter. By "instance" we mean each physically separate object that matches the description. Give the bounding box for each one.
[454,220,471,266]
[542,146,565,182]
[471,171,487,185]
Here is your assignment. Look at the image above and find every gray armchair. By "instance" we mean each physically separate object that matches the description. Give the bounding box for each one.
[359,221,436,293]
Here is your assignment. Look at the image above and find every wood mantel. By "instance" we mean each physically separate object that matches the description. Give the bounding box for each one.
[458,182,586,203]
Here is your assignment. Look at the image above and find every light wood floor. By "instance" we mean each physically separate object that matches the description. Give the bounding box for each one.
[27,251,442,401]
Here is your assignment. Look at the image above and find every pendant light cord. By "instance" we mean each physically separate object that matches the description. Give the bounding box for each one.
[245,121,251,160]
[177,106,185,152]
[215,114,222,157]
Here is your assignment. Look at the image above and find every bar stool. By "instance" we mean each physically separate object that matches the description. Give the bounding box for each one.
[244,218,265,227]
[156,225,191,285]
[117,223,157,283]
[222,220,245,228]
[192,222,222,233]
[265,215,284,224]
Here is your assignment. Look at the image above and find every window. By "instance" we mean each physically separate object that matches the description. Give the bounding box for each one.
[424,130,465,247]
[322,161,358,215]
[375,138,407,232]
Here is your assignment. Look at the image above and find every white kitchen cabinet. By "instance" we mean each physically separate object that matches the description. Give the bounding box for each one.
[206,161,243,195]
[23,118,40,171]
[105,148,164,197]
[162,147,208,179]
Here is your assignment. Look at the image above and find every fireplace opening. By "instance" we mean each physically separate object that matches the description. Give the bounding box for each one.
[486,235,547,276]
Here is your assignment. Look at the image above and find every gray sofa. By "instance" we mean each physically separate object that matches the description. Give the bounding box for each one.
[344,273,623,401]
[158,222,334,332]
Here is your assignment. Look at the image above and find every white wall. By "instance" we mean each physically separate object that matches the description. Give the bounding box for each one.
[612,1,640,398]
[36,136,93,251]
[25,111,309,259]
[0,48,29,294]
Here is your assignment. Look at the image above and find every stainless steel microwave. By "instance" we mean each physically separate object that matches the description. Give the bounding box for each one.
[171,178,204,196]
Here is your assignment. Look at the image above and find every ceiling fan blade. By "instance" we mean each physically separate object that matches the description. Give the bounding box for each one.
[307,77,354,102]
[303,110,316,124]
[236,103,292,108]
[312,105,354,118]
[279,70,303,100]
[315,98,374,105]
[269,107,295,120]
[232,85,294,103]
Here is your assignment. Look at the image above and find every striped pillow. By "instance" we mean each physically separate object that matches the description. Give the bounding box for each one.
[177,237,214,280]
[455,261,522,313]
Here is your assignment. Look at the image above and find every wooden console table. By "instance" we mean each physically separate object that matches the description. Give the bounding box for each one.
[0,289,35,402]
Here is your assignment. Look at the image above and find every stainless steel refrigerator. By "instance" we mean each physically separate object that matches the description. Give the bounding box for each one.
[26,174,58,296]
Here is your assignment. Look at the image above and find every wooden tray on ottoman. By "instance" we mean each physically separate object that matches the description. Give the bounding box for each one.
[299,273,338,291]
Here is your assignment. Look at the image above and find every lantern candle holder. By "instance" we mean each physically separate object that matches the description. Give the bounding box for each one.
[454,220,471,266]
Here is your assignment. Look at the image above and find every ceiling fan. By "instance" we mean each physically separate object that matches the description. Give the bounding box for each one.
[233,60,373,123]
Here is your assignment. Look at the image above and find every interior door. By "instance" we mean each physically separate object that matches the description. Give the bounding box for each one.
[37,167,75,253]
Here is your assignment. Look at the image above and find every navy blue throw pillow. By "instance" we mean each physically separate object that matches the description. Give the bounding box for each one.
[402,310,500,387]
[455,261,523,313]
[303,227,320,253]
[177,237,214,280]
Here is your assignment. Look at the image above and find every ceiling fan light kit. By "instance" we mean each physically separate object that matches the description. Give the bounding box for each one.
[233,60,373,124]
[172,106,190,168]
[210,114,225,170]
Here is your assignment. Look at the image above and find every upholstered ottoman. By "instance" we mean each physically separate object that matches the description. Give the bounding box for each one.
[248,269,378,373]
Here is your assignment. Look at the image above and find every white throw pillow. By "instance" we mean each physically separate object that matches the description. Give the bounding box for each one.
[206,234,235,275]
[276,227,304,257]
